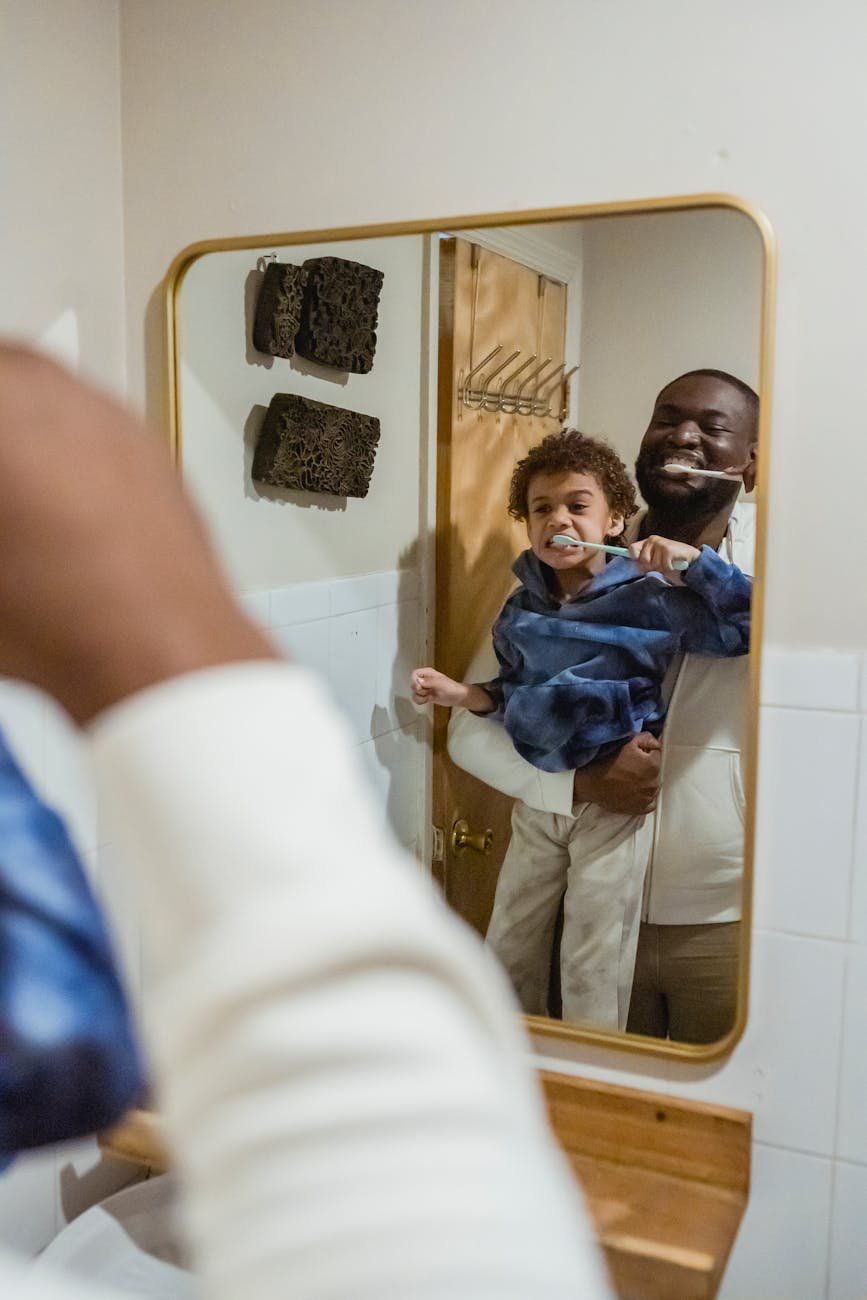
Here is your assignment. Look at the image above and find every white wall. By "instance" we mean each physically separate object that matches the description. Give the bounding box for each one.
[0,0,143,1258]
[577,208,763,471]
[0,1,127,390]
[119,0,867,657]
[238,568,425,859]
[178,235,430,588]
[116,5,867,1296]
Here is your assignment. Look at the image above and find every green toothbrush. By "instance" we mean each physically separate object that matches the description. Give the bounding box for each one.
[550,534,689,572]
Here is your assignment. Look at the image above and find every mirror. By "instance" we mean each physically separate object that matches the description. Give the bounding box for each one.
[166,197,772,1061]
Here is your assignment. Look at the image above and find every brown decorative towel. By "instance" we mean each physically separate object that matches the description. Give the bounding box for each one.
[252,262,309,359]
[295,256,384,373]
[252,394,381,498]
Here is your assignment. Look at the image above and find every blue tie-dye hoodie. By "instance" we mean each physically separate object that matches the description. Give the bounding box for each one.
[486,546,751,773]
[0,730,144,1168]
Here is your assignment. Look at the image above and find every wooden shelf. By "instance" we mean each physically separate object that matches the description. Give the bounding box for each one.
[102,1073,749,1299]
[540,1070,750,1300]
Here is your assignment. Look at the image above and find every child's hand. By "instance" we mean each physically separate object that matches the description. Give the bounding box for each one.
[411,667,467,707]
[629,535,700,584]
[411,670,495,713]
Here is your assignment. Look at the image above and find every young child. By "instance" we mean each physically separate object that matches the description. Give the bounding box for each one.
[412,429,751,1030]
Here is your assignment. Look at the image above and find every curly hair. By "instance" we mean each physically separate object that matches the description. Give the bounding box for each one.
[508,428,637,525]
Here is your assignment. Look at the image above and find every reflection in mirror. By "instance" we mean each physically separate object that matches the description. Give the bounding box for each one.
[168,200,769,1060]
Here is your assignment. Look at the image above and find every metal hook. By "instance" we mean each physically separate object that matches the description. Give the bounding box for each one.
[533,362,580,416]
[457,340,580,420]
[530,360,565,414]
[556,364,581,420]
[535,362,567,406]
[480,349,521,410]
[514,357,553,414]
[458,345,502,410]
[497,354,538,413]
[256,253,278,273]
[463,345,501,390]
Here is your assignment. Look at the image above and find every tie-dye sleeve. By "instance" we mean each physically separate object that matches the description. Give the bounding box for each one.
[0,731,143,1163]
[667,546,752,657]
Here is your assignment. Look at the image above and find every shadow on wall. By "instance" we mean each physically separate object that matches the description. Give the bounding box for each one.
[58,1150,143,1226]
[370,543,426,852]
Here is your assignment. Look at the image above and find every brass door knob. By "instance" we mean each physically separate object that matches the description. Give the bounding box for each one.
[450,818,493,856]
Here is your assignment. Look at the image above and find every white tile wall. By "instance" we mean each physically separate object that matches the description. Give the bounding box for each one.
[719,1143,833,1300]
[849,720,867,945]
[272,617,331,681]
[357,721,424,851]
[835,945,867,1166]
[761,647,860,712]
[329,608,380,743]
[375,599,422,735]
[252,566,427,850]
[753,707,858,940]
[329,572,383,618]
[829,1160,867,1300]
[0,1149,58,1256]
[268,578,330,628]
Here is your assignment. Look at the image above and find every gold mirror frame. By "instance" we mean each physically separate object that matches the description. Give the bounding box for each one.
[163,193,775,1063]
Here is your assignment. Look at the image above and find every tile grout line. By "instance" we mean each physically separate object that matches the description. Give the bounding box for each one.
[844,712,864,942]
[760,700,860,715]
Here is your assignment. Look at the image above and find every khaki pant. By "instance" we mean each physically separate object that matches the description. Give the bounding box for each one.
[485,802,652,1030]
[626,920,741,1044]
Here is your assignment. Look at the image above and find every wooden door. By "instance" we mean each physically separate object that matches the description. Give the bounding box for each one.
[434,238,567,937]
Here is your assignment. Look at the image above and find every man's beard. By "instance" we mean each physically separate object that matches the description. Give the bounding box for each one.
[634,451,738,524]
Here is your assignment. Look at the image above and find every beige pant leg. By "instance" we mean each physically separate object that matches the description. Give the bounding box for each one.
[485,803,572,1016]
[560,807,652,1031]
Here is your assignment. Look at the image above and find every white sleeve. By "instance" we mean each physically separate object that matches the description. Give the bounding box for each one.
[446,643,574,815]
[447,707,575,815]
[81,663,609,1300]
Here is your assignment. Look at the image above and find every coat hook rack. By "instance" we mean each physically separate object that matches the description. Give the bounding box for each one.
[458,345,579,420]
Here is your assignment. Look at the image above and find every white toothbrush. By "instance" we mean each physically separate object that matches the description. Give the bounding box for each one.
[663,462,742,481]
[550,534,690,572]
